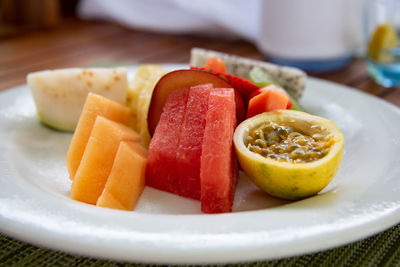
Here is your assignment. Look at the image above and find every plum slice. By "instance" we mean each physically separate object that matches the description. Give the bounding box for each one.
[147,69,245,136]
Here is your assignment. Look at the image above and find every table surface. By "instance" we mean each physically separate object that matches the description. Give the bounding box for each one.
[1,19,400,266]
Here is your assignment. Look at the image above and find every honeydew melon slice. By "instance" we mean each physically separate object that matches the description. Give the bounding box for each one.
[27,68,128,132]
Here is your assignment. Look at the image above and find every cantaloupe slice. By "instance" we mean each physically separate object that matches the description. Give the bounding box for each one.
[66,93,132,180]
[70,116,140,205]
[97,141,148,210]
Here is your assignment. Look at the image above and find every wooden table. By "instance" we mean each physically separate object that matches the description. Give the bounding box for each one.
[1,19,399,108]
[1,19,400,265]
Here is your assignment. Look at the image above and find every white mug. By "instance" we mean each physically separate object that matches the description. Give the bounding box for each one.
[257,0,364,71]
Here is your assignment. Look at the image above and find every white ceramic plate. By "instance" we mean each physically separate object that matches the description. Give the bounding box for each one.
[0,66,400,264]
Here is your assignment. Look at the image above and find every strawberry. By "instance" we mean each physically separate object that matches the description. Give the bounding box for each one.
[190,66,259,100]
[222,73,260,98]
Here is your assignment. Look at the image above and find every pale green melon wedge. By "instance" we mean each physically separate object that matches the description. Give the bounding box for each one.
[27,68,128,132]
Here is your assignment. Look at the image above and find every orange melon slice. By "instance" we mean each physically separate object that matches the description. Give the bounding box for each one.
[70,116,140,205]
[66,93,132,180]
[97,142,148,210]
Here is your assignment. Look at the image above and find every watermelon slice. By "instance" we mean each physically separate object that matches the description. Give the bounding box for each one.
[146,87,190,194]
[177,84,213,200]
[200,88,238,213]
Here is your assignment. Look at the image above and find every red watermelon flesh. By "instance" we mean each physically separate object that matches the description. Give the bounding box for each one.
[177,84,213,200]
[146,87,190,194]
[200,88,238,213]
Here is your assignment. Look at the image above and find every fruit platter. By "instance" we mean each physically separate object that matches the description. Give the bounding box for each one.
[0,48,400,264]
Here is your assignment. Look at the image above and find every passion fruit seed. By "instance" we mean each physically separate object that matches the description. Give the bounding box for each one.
[247,121,332,163]
[252,129,264,140]
[254,138,267,148]
[266,129,280,146]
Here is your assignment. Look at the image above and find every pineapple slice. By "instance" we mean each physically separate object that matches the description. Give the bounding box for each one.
[128,65,165,147]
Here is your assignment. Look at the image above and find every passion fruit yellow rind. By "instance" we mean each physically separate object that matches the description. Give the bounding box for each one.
[233,110,344,200]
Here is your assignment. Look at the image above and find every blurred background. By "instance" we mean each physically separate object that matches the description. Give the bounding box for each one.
[0,1,400,264]
[0,0,77,35]
[0,0,399,106]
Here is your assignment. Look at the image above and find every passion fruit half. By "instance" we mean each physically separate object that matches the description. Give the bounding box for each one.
[233,110,344,200]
